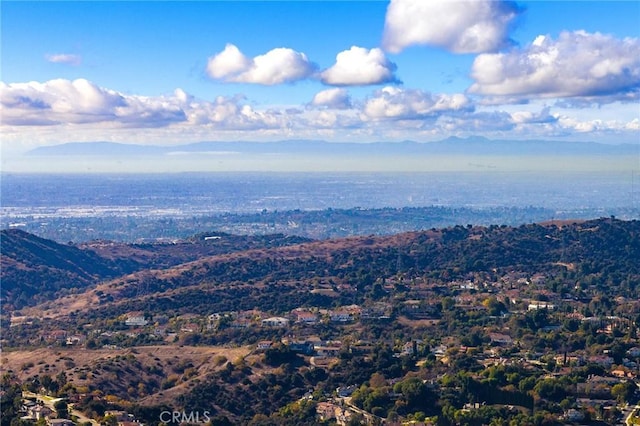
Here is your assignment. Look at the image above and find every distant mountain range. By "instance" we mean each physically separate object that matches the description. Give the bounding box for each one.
[27,137,639,157]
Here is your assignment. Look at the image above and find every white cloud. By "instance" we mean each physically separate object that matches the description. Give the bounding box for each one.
[510,107,557,124]
[557,115,640,134]
[320,46,398,86]
[0,79,285,130]
[2,79,639,148]
[382,0,521,54]
[469,31,640,102]
[206,43,316,85]
[45,53,82,66]
[1,79,127,125]
[205,44,251,80]
[436,111,515,132]
[310,88,352,109]
[363,86,472,120]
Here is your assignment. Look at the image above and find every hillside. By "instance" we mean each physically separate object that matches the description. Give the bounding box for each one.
[0,229,311,309]
[10,218,640,322]
[2,218,640,425]
[0,229,128,309]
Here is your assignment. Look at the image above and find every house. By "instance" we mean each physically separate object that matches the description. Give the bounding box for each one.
[336,385,357,397]
[587,356,615,368]
[29,405,53,420]
[315,345,342,357]
[432,344,447,357]
[45,330,68,342]
[180,323,199,333]
[528,303,555,311]
[489,333,513,345]
[48,420,75,426]
[563,409,585,422]
[125,316,148,327]
[66,335,86,346]
[554,354,584,366]
[401,340,424,356]
[316,402,339,421]
[611,369,632,379]
[287,341,315,355]
[152,326,167,337]
[329,310,353,322]
[105,411,136,424]
[361,302,392,319]
[292,310,318,324]
[256,341,273,351]
[261,317,289,327]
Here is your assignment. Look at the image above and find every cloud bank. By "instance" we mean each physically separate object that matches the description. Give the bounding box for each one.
[0,79,279,130]
[1,79,638,148]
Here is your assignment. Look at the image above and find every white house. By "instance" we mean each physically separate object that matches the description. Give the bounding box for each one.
[330,310,353,322]
[256,340,273,351]
[528,303,555,311]
[261,317,289,328]
[293,310,318,324]
[125,316,148,327]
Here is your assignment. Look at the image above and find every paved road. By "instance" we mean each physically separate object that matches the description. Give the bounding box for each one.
[625,404,639,426]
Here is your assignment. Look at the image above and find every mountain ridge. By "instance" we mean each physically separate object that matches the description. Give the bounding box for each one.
[27,137,640,157]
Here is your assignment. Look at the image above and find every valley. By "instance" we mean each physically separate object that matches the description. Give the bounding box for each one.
[2,218,640,425]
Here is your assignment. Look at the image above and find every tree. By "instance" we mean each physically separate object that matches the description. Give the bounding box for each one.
[611,381,637,404]
[370,373,386,389]
[1,375,22,426]
[56,372,67,389]
[102,415,118,426]
[53,400,69,419]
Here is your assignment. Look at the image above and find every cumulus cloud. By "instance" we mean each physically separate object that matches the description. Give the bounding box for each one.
[363,86,472,120]
[3,78,638,146]
[1,79,127,125]
[320,46,398,86]
[556,115,640,134]
[45,53,82,66]
[382,0,521,54]
[206,43,316,85]
[469,31,640,101]
[510,107,558,124]
[0,79,285,130]
[310,88,352,109]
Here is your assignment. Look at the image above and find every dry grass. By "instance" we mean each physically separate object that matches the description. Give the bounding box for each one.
[1,344,251,405]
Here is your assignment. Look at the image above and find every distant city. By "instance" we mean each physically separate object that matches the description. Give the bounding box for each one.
[2,171,638,242]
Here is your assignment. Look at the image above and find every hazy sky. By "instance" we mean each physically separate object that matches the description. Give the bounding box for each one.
[1,0,639,155]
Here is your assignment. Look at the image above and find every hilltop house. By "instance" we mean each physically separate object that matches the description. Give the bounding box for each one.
[329,310,353,322]
[66,334,86,346]
[292,310,318,324]
[256,341,273,351]
[528,303,555,311]
[261,317,289,328]
[489,333,513,346]
[125,316,148,327]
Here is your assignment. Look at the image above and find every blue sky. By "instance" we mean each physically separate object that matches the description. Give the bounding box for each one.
[1,0,639,154]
